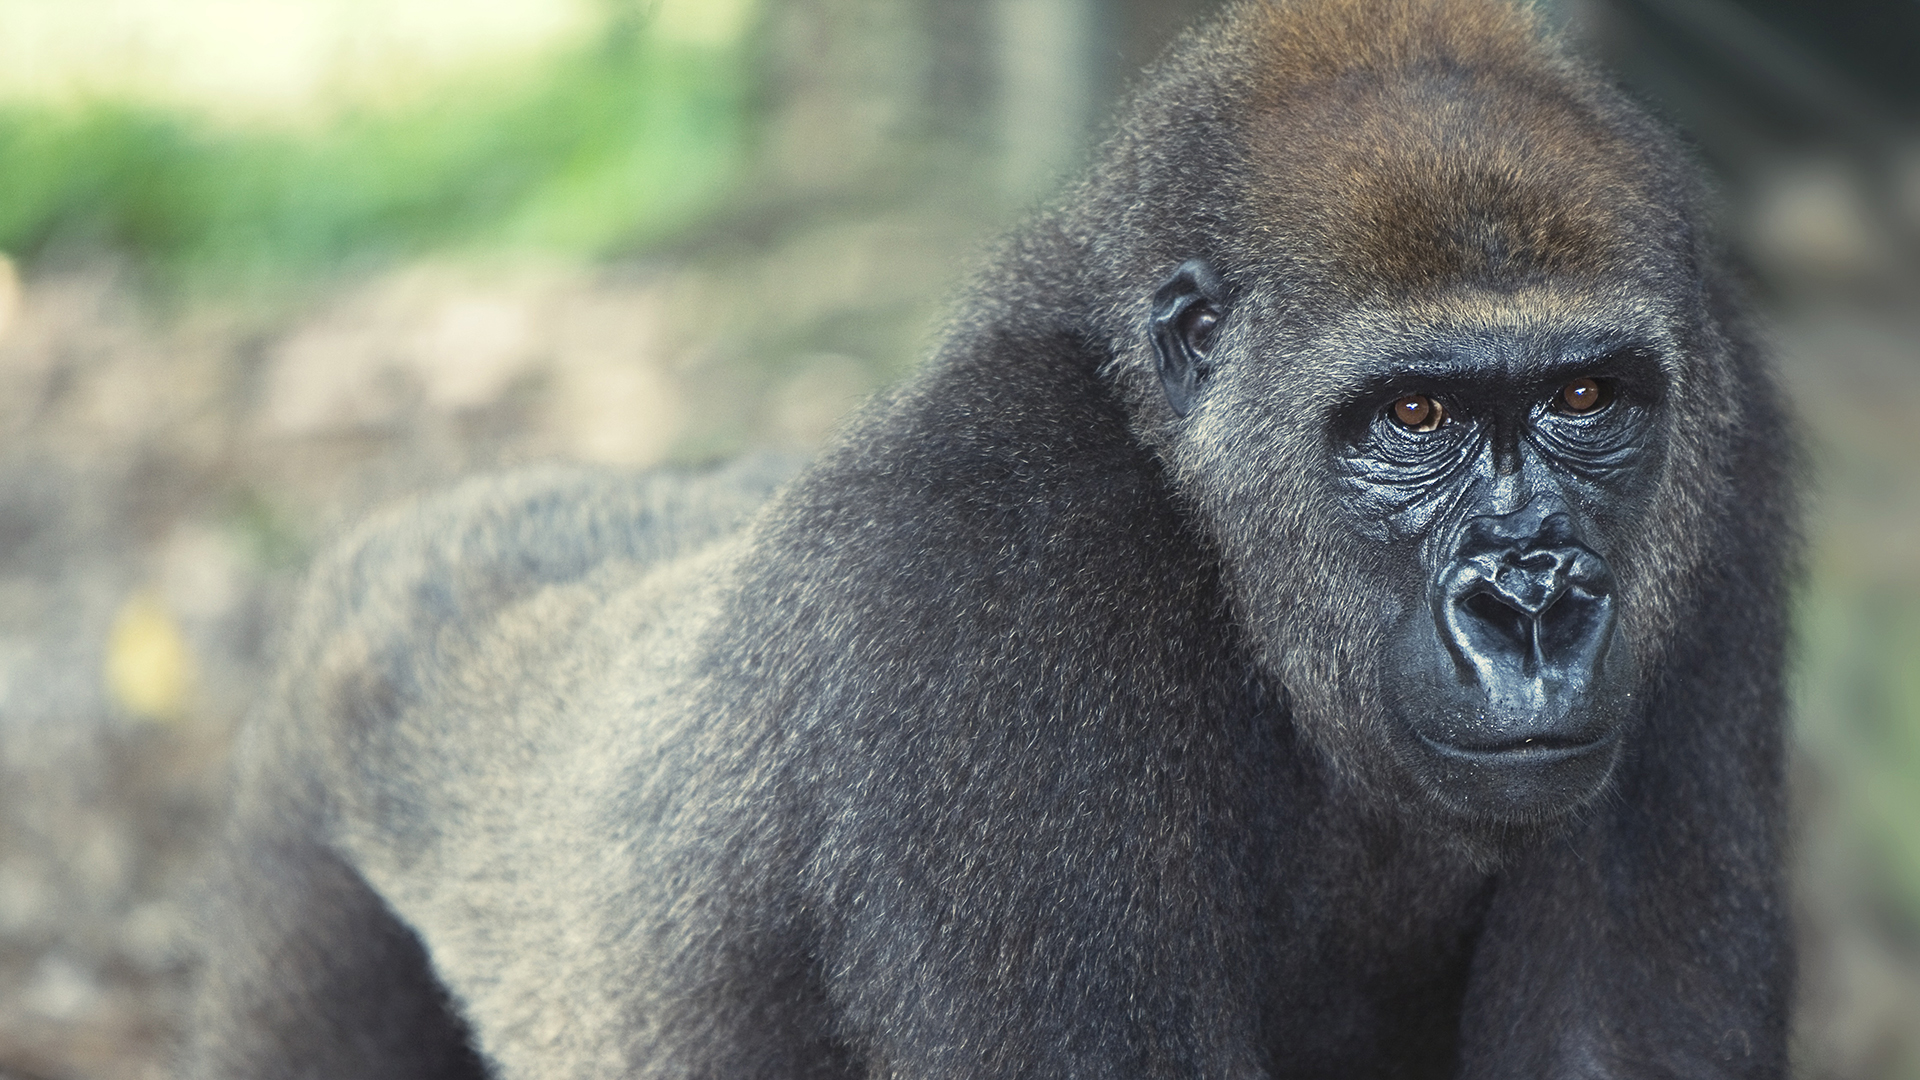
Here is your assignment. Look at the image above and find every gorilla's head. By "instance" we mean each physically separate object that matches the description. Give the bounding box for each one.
[1080,0,1746,829]
[1150,266,1684,825]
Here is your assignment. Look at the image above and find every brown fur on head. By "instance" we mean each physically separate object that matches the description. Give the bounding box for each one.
[1242,0,1671,296]
[1086,0,1698,302]
[1108,3,1711,375]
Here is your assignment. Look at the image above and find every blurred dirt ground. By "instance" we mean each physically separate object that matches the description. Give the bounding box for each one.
[0,245,1916,1079]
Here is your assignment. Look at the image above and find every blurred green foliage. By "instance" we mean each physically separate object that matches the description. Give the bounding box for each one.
[0,14,752,295]
[1800,571,1920,916]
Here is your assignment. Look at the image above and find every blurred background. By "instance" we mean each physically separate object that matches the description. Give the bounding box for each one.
[0,0,1912,1076]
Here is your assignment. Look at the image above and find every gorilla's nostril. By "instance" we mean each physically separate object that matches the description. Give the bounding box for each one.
[1462,590,1531,649]
[1536,586,1611,657]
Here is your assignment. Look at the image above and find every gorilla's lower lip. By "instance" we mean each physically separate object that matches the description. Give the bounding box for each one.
[1412,729,1616,762]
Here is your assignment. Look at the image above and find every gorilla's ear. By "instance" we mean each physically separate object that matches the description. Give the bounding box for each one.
[1150,259,1226,418]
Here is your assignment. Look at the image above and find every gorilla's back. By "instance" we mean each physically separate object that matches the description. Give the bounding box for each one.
[193,456,803,1080]
[298,455,800,669]
[264,450,802,814]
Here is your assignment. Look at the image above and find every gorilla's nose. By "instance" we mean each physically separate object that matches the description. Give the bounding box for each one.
[1437,507,1620,719]
[1455,543,1613,674]
[1391,503,1633,762]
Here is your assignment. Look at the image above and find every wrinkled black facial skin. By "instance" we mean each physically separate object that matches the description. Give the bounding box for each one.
[1153,261,1664,821]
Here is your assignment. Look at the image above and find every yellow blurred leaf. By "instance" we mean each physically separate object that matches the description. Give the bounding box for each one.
[105,590,195,723]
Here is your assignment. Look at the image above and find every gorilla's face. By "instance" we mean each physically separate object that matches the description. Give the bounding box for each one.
[1340,337,1661,819]
[1149,260,1681,824]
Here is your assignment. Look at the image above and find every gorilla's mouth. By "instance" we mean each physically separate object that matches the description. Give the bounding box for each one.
[1412,729,1616,759]
[1397,712,1626,822]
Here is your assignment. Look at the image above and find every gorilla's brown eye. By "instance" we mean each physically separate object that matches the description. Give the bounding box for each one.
[1556,377,1610,414]
[1389,393,1446,432]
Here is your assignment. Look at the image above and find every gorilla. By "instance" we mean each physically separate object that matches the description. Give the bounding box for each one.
[190,0,1797,1076]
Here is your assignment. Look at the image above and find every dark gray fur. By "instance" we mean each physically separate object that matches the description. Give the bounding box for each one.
[190,1,1796,1076]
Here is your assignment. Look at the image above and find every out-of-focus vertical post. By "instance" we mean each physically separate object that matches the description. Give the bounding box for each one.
[995,0,1095,199]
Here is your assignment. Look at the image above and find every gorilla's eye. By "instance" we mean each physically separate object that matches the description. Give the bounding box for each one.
[1389,393,1446,433]
[1554,377,1612,415]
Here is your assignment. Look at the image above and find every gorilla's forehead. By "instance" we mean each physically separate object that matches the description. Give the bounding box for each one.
[1234,0,1672,298]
